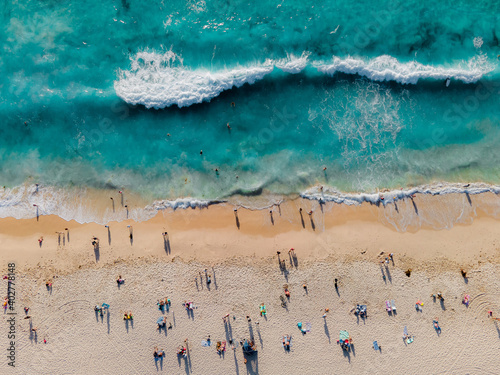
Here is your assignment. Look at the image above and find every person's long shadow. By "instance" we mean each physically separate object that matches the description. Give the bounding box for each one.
[380,265,387,284]
[494,320,500,338]
[410,197,419,215]
[384,265,392,283]
[107,311,111,334]
[351,344,356,356]
[324,319,330,343]
[108,228,111,245]
[440,299,446,311]
[125,319,129,333]
[94,245,100,262]
[465,192,472,206]
[394,201,399,213]
[342,349,351,362]
[248,322,255,342]
[256,326,263,349]
[309,216,315,231]
[299,211,305,228]
[185,347,192,374]
[270,211,274,225]
[233,349,240,375]
[224,321,233,342]
[164,238,171,254]
[212,267,218,290]
[234,211,240,230]
[95,309,99,322]
[198,273,203,291]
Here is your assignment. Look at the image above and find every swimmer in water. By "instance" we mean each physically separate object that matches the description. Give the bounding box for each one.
[445,77,450,87]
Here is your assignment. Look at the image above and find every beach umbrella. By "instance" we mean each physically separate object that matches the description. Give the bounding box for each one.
[157,317,165,325]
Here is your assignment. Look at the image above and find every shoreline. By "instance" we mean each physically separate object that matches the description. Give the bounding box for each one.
[1,181,500,229]
[1,197,499,278]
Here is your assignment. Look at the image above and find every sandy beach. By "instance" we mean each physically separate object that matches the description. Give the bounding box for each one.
[0,199,499,374]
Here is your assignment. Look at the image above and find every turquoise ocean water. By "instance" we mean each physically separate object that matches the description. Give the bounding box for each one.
[1,0,500,226]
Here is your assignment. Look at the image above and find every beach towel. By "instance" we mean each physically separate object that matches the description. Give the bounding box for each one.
[385,301,391,312]
[156,317,165,325]
[407,337,414,344]
[201,340,211,347]
[373,341,379,350]
[391,300,396,312]
[305,322,312,332]
[102,303,110,309]
[403,326,408,336]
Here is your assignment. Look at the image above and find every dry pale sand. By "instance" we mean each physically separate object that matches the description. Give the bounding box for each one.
[0,199,499,374]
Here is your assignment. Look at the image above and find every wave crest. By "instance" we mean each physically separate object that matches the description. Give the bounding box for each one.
[115,50,495,109]
[316,54,493,85]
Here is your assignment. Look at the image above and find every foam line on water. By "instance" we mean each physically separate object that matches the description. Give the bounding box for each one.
[316,54,493,85]
[300,182,500,206]
[115,50,496,109]
[0,185,220,225]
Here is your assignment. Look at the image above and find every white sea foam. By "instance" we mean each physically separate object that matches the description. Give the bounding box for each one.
[274,52,310,73]
[0,184,218,225]
[145,198,223,211]
[115,51,495,109]
[316,54,494,85]
[115,51,276,109]
[300,182,500,206]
